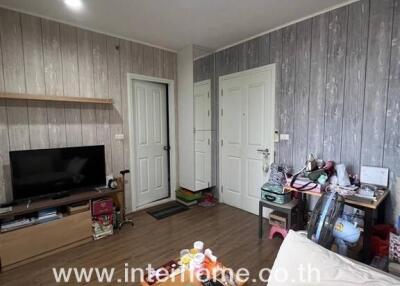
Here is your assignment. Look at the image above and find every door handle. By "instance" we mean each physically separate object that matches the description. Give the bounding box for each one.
[257,148,270,174]
[163,146,171,151]
[257,148,270,156]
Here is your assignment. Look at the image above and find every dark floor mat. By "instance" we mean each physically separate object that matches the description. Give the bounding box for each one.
[146,201,189,220]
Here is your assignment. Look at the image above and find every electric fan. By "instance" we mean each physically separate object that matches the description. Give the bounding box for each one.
[307,191,361,256]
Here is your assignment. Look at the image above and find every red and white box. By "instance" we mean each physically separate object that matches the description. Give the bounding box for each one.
[92,198,114,216]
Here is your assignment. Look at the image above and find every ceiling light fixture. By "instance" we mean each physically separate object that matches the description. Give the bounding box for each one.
[64,0,83,10]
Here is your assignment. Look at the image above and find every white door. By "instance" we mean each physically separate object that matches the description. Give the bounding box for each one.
[194,80,212,191]
[194,80,211,131]
[195,130,211,190]
[220,66,275,215]
[133,80,169,207]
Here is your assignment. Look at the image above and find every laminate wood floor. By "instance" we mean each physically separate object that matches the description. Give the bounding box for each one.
[0,204,282,285]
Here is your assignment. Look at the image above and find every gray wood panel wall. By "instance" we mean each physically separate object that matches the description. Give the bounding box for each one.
[194,0,400,222]
[0,8,177,210]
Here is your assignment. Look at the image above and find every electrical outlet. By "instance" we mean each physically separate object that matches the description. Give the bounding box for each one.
[115,134,124,140]
[280,134,290,141]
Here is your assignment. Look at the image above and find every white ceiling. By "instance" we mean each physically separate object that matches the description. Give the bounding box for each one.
[0,0,356,51]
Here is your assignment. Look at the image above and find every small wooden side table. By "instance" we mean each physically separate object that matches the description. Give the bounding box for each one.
[258,199,299,239]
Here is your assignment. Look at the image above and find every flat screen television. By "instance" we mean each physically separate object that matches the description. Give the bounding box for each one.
[10,145,106,201]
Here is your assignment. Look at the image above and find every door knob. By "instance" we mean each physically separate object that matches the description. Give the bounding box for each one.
[163,146,171,151]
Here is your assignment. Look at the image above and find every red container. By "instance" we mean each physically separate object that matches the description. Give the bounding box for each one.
[92,198,114,216]
[371,224,396,257]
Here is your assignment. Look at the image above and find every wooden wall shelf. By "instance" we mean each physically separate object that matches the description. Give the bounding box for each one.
[0,92,113,104]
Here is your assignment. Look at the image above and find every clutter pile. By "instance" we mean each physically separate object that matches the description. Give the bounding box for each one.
[175,188,217,208]
[286,154,336,192]
[368,223,400,275]
[284,154,388,204]
[261,153,393,264]
[144,241,244,286]
[198,192,217,207]
[92,198,114,240]
[178,241,218,272]
[176,188,202,207]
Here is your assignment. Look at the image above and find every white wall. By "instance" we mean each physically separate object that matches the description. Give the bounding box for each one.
[177,45,195,190]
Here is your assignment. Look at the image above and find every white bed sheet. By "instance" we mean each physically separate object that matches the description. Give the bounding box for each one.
[268,230,400,285]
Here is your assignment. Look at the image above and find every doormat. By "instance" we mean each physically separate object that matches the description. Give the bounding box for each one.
[147,202,189,220]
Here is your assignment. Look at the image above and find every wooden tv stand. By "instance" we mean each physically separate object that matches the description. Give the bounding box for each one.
[0,187,123,272]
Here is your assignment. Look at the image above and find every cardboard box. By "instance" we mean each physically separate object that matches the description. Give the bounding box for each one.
[269,211,287,229]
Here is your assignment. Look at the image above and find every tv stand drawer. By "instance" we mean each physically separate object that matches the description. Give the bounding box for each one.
[0,211,92,268]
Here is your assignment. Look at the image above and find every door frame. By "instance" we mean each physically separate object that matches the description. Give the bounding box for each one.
[127,73,177,212]
[218,64,276,205]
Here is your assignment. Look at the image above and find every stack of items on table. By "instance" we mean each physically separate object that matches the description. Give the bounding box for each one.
[285,155,394,264]
[318,165,389,219]
[285,155,389,202]
[285,154,336,193]
[92,198,114,240]
[261,163,290,204]
[143,240,245,286]
[175,188,202,207]
[343,166,389,204]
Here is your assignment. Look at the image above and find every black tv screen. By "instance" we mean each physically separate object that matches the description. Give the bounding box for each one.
[10,145,106,201]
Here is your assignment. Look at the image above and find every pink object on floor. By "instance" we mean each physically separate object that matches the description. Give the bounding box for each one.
[199,193,217,207]
[269,225,288,240]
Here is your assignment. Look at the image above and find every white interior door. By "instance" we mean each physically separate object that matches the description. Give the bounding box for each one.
[195,130,211,190]
[194,80,212,191]
[133,80,169,207]
[194,80,211,131]
[220,66,275,215]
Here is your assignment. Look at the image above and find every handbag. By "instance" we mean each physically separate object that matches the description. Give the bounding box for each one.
[289,166,320,191]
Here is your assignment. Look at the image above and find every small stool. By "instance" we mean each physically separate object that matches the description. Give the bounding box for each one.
[268,225,288,240]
